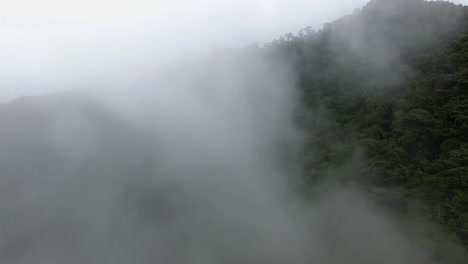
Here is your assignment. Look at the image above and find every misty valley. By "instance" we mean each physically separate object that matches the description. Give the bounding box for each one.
[0,0,467,263]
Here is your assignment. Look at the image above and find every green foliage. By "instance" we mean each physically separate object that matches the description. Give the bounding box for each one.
[268,0,468,248]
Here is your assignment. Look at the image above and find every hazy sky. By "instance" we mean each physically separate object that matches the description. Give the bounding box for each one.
[0,0,467,101]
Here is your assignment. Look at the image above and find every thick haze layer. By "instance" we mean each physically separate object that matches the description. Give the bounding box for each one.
[1,0,371,101]
[2,0,467,100]
[0,0,467,263]
[0,48,459,263]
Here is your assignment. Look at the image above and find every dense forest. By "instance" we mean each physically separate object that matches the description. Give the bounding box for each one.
[0,0,467,263]
[266,0,468,249]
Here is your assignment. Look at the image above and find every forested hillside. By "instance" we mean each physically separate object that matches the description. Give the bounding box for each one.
[0,0,467,262]
[267,0,468,247]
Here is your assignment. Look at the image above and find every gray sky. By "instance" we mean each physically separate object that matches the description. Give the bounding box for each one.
[0,0,467,101]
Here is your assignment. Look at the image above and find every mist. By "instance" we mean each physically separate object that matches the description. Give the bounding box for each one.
[0,72,450,263]
[0,0,467,263]
[1,0,376,101]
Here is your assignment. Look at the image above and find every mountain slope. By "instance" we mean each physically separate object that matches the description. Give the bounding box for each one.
[268,0,468,247]
[0,0,467,262]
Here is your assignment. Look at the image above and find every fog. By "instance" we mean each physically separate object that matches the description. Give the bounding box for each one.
[0,64,452,263]
[1,0,374,101]
[0,0,467,263]
[2,0,467,100]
